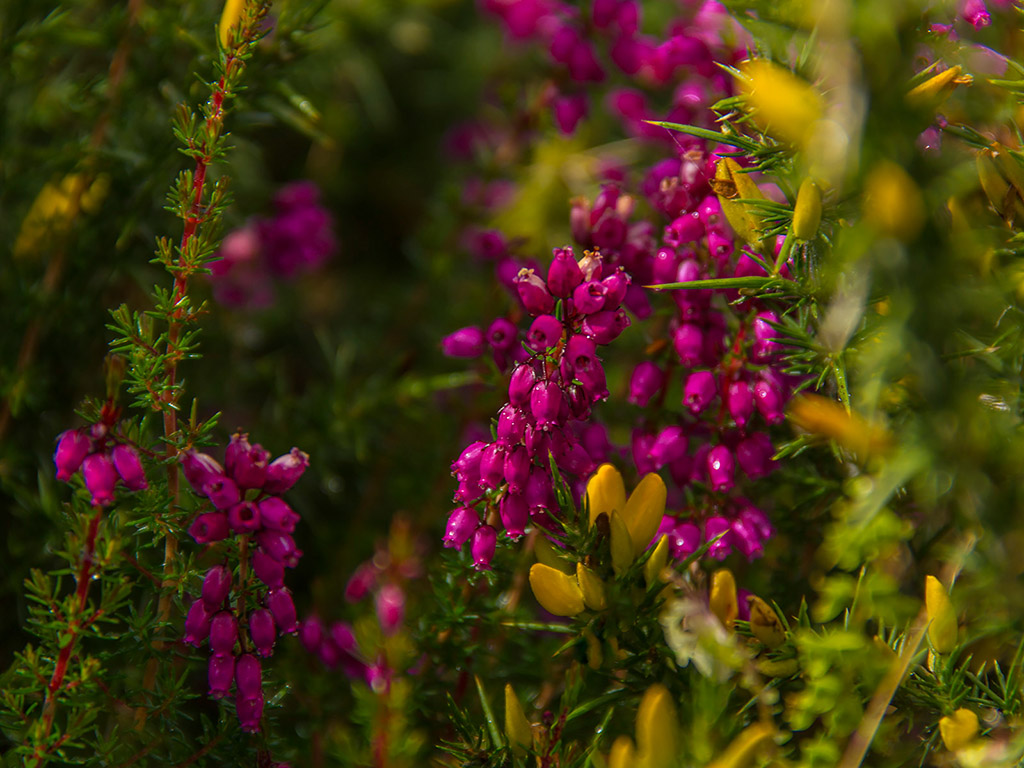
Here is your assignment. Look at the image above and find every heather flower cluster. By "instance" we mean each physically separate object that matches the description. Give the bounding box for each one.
[209,181,337,308]
[180,433,309,732]
[53,405,148,507]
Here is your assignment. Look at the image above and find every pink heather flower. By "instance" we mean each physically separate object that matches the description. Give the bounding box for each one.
[249,609,277,657]
[267,587,298,634]
[184,599,213,647]
[697,195,723,230]
[706,230,734,263]
[486,317,519,352]
[257,497,299,533]
[526,314,564,352]
[704,516,733,560]
[962,0,991,27]
[260,181,337,279]
[669,521,701,560]
[683,370,717,414]
[648,425,688,469]
[235,692,264,733]
[235,653,262,699]
[345,562,378,602]
[264,448,309,495]
[471,525,498,570]
[225,433,269,490]
[299,615,324,654]
[203,475,241,511]
[600,269,629,308]
[664,212,704,247]
[629,361,664,407]
[547,247,584,297]
[725,381,755,429]
[673,323,703,367]
[451,440,487,479]
[515,268,555,315]
[632,428,657,475]
[112,444,148,491]
[180,450,224,494]
[503,446,531,495]
[736,433,775,479]
[499,491,529,539]
[530,380,565,428]
[375,583,405,635]
[496,405,528,445]
[753,380,785,424]
[479,442,506,490]
[188,512,230,544]
[525,467,555,515]
[443,506,479,549]
[209,611,238,655]
[707,445,735,493]
[553,93,588,134]
[252,548,285,588]
[442,326,487,358]
[581,309,630,344]
[208,653,235,699]
[54,429,91,482]
[201,565,233,609]
[256,530,300,566]
[573,280,608,315]
[82,452,118,507]
[508,363,537,406]
[228,501,261,534]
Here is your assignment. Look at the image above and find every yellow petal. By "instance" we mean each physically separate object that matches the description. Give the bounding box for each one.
[576,563,608,611]
[738,59,823,148]
[710,569,738,629]
[529,563,585,617]
[622,473,667,557]
[644,534,670,589]
[608,736,637,768]
[793,178,822,241]
[609,510,634,577]
[219,0,247,48]
[863,161,925,242]
[712,158,764,245]
[907,65,969,109]
[707,722,775,768]
[925,575,958,654]
[587,464,626,528]
[788,393,891,457]
[584,629,603,670]
[747,595,786,648]
[635,684,677,768]
[939,708,979,752]
[504,684,533,755]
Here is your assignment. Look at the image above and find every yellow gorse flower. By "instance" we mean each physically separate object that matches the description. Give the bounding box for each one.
[603,685,679,768]
[219,0,247,49]
[711,157,765,246]
[14,174,109,259]
[504,684,533,755]
[939,708,979,752]
[709,568,738,629]
[925,575,958,654]
[585,463,667,557]
[792,178,822,241]
[737,59,823,149]
[528,563,585,617]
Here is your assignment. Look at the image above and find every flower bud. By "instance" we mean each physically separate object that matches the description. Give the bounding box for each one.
[514,268,555,315]
[505,684,533,756]
[471,525,498,570]
[529,563,585,616]
[202,565,233,609]
[547,247,584,297]
[54,429,91,482]
[184,599,213,646]
[683,370,716,414]
[629,361,664,407]
[925,575,958,654]
[508,364,537,406]
[644,535,670,588]
[747,595,786,647]
[709,568,738,628]
[267,587,298,634]
[235,653,262,699]
[738,59,823,148]
[111,444,148,491]
[793,178,822,240]
[707,445,735,492]
[208,653,235,699]
[375,583,405,635]
[441,326,486,358]
[228,501,261,534]
[264,447,309,494]
[82,452,118,507]
[209,611,238,655]
[249,609,276,657]
[636,684,678,768]
[225,432,268,490]
[443,506,479,549]
[939,708,979,752]
[235,692,264,733]
[258,497,299,532]
[252,548,285,588]
[530,380,565,428]
[188,512,230,544]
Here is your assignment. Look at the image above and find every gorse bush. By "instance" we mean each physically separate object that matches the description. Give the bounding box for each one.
[3,0,1024,766]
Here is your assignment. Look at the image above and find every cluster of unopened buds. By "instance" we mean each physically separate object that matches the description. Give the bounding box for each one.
[180,432,308,732]
[444,247,631,568]
[53,408,148,507]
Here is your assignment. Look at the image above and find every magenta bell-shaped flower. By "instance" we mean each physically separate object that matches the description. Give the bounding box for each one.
[673,323,703,367]
[486,317,518,352]
[628,361,664,407]
[249,609,276,657]
[736,433,774,479]
[252,548,285,588]
[442,326,486,358]
[581,308,630,344]
[503,446,531,495]
[572,280,608,315]
[256,530,300,567]
[553,93,588,134]
[235,653,262,698]
[669,521,702,560]
[258,497,299,533]
[753,380,785,424]
[188,512,230,544]
[180,450,224,493]
[451,441,486,479]
[208,653,235,699]
[228,501,261,534]
[683,370,716,414]
[54,429,91,482]
[184,599,213,646]
[264,447,309,494]
[202,475,240,510]
[725,380,755,429]
[471,525,497,570]
[209,611,238,655]
[496,405,528,445]
[345,562,378,602]
[443,506,479,549]
[235,691,264,733]
[499,491,529,539]
[514,268,555,316]
[547,246,584,297]
[82,452,118,507]
[648,425,688,469]
[201,565,233,609]
[526,314,564,352]
[707,445,735,493]
[225,432,269,490]
[111,444,148,491]
[267,587,298,634]
[704,516,733,560]
[524,467,555,516]
[508,363,537,406]
[600,268,630,309]
[478,442,506,490]
[664,211,704,246]
[375,583,405,635]
[299,615,324,654]
[530,380,565,428]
